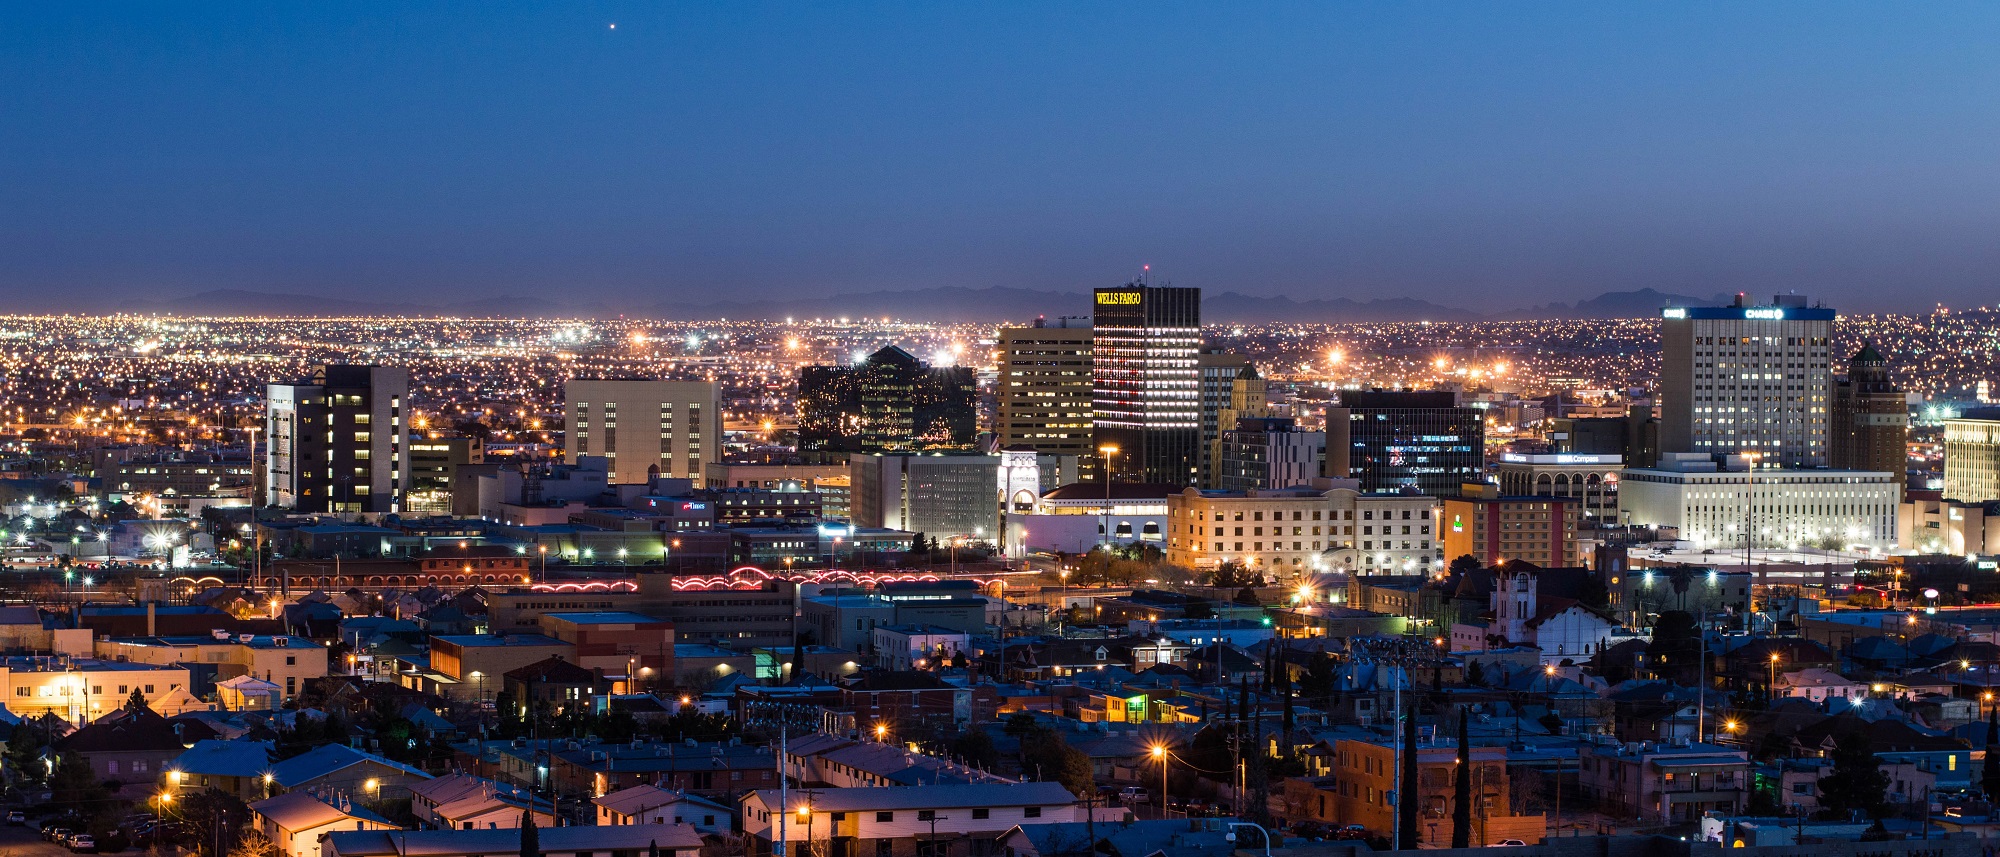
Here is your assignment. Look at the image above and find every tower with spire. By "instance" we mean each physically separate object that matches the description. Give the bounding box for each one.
[1830,343,1910,493]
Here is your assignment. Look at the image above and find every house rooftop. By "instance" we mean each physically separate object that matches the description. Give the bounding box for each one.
[745,782,1074,813]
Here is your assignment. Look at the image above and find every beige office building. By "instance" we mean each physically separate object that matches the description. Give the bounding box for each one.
[566,380,721,485]
[1944,409,2000,502]
[1165,480,1440,576]
[996,319,1095,460]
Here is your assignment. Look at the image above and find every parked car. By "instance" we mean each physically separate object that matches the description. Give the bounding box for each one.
[68,833,98,853]
[1118,786,1149,804]
[1490,840,1528,847]
[47,826,73,843]
[1334,825,1370,841]
[6,810,24,825]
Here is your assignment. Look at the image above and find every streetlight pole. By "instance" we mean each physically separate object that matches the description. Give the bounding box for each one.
[1225,823,1273,857]
[1150,744,1168,818]
[1097,446,1118,553]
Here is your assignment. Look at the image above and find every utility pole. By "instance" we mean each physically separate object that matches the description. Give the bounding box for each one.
[1392,663,1404,851]
[776,727,788,857]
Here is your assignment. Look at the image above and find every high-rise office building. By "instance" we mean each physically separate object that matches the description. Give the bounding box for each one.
[565,379,721,485]
[849,452,1000,542]
[1325,390,1484,497]
[1829,344,1909,492]
[1198,351,1268,487]
[406,435,484,515]
[1218,417,1325,492]
[1442,484,1580,568]
[996,318,1094,460]
[266,364,410,515]
[798,346,977,453]
[1943,408,2000,502]
[1093,283,1201,485]
[1551,406,1659,468]
[1659,293,1835,468]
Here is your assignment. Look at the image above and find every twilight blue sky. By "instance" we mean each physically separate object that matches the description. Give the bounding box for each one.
[4,2,1999,313]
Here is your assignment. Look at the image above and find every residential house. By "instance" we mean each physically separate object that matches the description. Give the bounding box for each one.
[1577,740,1749,825]
[168,739,276,801]
[872,625,970,672]
[218,675,284,711]
[1775,668,1869,705]
[997,819,1245,857]
[549,739,778,798]
[53,709,184,797]
[269,743,433,801]
[323,824,704,857]
[501,656,603,710]
[1332,737,1543,845]
[840,672,1000,729]
[250,790,397,857]
[741,782,1080,857]
[595,783,736,834]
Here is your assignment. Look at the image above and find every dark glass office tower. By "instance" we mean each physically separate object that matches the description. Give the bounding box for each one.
[1326,389,1485,496]
[1092,283,1201,484]
[798,346,977,452]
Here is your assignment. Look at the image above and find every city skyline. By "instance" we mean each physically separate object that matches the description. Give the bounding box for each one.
[9,4,2000,313]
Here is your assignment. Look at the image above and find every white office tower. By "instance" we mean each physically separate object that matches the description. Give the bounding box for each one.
[1659,293,1835,468]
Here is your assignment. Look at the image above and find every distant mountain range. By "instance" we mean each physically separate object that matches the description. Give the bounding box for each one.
[107,285,1731,323]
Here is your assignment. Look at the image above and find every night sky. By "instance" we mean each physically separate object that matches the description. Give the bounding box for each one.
[5,3,1999,313]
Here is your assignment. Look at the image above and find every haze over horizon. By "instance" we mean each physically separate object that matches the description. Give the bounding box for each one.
[7,3,2000,314]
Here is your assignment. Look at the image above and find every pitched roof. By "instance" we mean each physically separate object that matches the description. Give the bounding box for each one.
[269,743,431,788]
[504,655,597,684]
[326,823,703,857]
[173,739,274,778]
[58,710,183,754]
[594,783,679,815]
[251,790,393,832]
[743,782,1074,813]
[411,773,505,807]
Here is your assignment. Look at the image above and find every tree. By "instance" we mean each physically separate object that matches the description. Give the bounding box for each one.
[1233,587,1261,606]
[1280,660,1296,735]
[179,790,251,857]
[1449,554,1481,576]
[1020,727,1093,798]
[1817,729,1890,820]
[1182,600,1216,621]
[1452,709,1472,848]
[50,751,108,809]
[949,729,1000,771]
[1003,713,1039,737]
[228,830,279,857]
[124,687,153,715]
[521,809,540,857]
[1985,709,2000,798]
[1298,651,1336,703]
[1645,610,1703,684]
[1464,659,1484,687]
[1539,712,1565,735]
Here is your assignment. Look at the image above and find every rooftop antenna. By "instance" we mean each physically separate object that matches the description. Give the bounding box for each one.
[1139,264,1150,286]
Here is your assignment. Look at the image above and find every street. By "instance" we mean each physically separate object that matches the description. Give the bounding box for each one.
[0,824,97,857]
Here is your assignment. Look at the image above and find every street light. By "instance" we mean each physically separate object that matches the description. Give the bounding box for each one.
[875,723,889,742]
[1097,445,1119,552]
[1225,823,1273,857]
[1149,744,1168,817]
[1769,653,1781,700]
